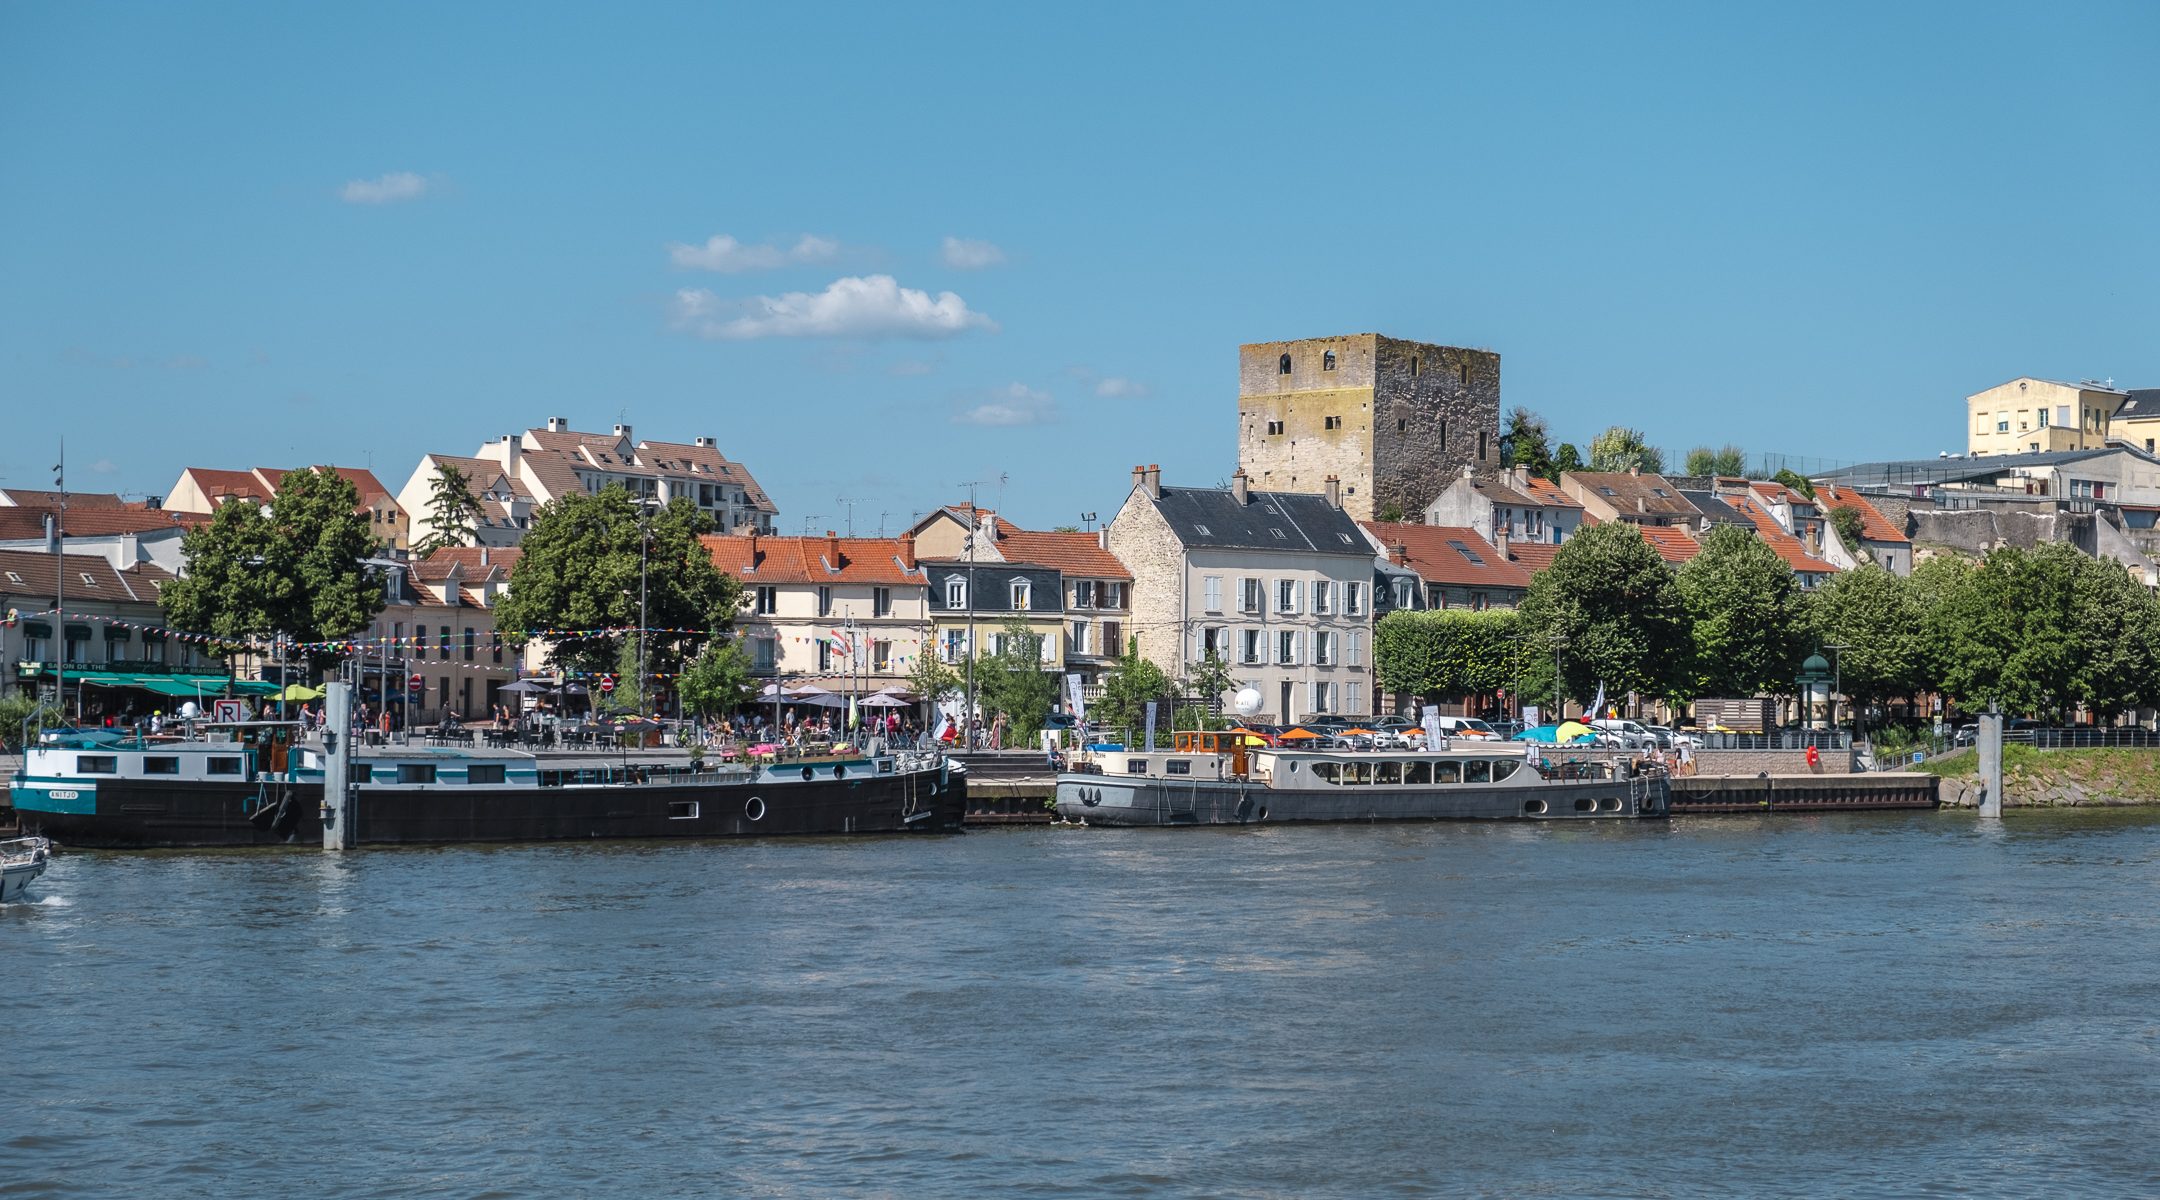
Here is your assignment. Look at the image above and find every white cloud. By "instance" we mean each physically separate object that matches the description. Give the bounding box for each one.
[673,275,997,341]
[668,233,839,272]
[940,236,1006,270]
[89,458,119,475]
[1094,376,1147,398]
[340,171,429,205]
[955,382,1057,427]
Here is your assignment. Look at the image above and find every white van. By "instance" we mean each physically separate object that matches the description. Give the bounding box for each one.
[1435,716,1500,740]
[1588,718,1654,749]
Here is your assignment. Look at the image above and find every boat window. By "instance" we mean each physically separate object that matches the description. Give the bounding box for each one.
[1375,762,1402,784]
[669,801,699,820]
[1433,761,1461,784]
[348,764,372,785]
[467,764,506,784]
[397,764,437,784]
[1492,761,1519,782]
[143,756,181,775]
[539,770,566,788]
[1465,760,1492,783]
[1165,760,1191,775]
[207,757,244,776]
[1405,762,1432,784]
[1311,762,1339,783]
[77,755,117,775]
[1126,759,1149,774]
[1343,762,1372,786]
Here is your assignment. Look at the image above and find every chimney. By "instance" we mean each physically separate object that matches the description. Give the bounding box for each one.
[1097,527,1110,551]
[1324,474,1342,509]
[44,512,58,553]
[825,530,840,568]
[747,527,761,564]
[1629,464,1641,477]
[1231,468,1250,506]
[546,417,568,433]
[983,514,997,541]
[613,423,634,444]
[694,436,714,449]
[1461,463,1475,482]
[479,547,490,567]
[501,434,522,478]
[1132,464,1147,495]
[1513,464,1530,488]
[1143,464,1161,499]
[1636,497,1647,514]
[1390,542,1408,566]
[898,531,917,571]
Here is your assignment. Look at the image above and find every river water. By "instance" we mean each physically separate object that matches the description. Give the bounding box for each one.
[7,812,2160,1198]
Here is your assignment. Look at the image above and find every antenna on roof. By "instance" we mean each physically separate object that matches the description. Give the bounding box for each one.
[834,497,861,538]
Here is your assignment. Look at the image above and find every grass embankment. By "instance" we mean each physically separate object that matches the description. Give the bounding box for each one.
[1921,746,2160,807]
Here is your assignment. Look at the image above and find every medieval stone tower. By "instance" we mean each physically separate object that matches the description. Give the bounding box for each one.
[1237,334,1501,523]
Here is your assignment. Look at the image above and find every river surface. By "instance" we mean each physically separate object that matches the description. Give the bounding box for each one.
[8,811,2160,1198]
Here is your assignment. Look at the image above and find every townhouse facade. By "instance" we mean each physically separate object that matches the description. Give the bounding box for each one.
[355,547,522,722]
[906,506,1135,684]
[1108,466,1376,723]
[1561,469,1703,527]
[1,547,227,711]
[1812,484,1912,576]
[1360,522,1531,611]
[398,419,778,548]
[1967,377,2123,457]
[703,531,930,691]
[923,561,1066,671]
[1424,464,1584,547]
[165,465,409,551]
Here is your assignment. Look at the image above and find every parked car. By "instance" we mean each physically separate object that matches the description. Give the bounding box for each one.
[1436,716,1501,740]
[1488,720,1527,741]
[1588,718,1656,750]
[1372,715,1416,734]
[1645,725,1700,750]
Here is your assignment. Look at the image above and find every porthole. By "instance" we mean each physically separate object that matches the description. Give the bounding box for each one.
[1524,799,1547,815]
[801,766,815,781]
[834,764,846,779]
[1574,797,1595,812]
[745,796,767,821]
[1257,807,1270,821]
[1599,796,1622,812]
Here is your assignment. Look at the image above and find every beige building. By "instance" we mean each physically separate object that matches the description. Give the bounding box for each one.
[2108,389,2160,454]
[164,465,409,551]
[703,531,931,692]
[358,547,521,722]
[1238,334,1501,523]
[904,506,1135,683]
[1108,465,1377,723]
[1967,377,2125,457]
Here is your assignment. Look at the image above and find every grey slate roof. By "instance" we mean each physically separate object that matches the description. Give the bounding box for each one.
[1677,490,1750,526]
[1812,447,2147,489]
[2114,389,2160,420]
[1150,486,1370,555]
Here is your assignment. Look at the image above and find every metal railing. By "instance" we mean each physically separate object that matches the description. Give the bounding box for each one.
[1693,730,1852,751]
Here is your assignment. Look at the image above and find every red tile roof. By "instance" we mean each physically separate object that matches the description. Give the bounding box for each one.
[413,546,522,581]
[702,534,928,586]
[993,530,1131,579]
[1503,541,1565,573]
[0,489,134,510]
[1362,522,1532,590]
[0,507,206,539]
[1476,473,1585,510]
[1564,471,1702,519]
[1726,497,1838,574]
[1635,525,1705,565]
[1813,485,1908,545]
[0,549,147,605]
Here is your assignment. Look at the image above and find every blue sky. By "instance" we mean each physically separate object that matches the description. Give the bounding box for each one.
[4,2,2155,532]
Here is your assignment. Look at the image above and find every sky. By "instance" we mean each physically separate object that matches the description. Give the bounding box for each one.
[3,2,2156,533]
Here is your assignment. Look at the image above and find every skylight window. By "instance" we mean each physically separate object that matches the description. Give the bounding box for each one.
[1448,540,1487,566]
[81,573,95,585]
[1651,488,1669,498]
[4,571,19,584]
[1599,487,1616,497]
[1193,524,1212,536]
[1338,533,1354,544]
[1271,528,1286,539]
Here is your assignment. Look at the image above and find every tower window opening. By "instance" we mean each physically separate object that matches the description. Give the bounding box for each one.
[1322,351,1336,371]
[1411,355,1421,377]
[1278,354,1291,374]
[1459,363,1469,385]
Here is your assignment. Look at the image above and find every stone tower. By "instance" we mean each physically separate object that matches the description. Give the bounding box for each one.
[1237,334,1500,522]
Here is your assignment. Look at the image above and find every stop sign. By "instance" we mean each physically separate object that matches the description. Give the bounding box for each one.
[408,673,424,693]
[598,674,615,694]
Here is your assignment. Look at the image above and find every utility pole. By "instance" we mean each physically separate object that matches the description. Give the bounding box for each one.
[51,440,66,724]
[957,479,991,751]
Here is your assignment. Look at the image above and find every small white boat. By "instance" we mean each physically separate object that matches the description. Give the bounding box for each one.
[0,836,51,902]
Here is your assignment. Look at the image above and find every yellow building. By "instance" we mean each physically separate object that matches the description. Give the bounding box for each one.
[1966,377,2126,457]
[2107,389,2160,454]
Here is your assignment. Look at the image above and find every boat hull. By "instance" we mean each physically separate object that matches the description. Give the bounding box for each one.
[1,860,46,902]
[12,769,967,849]
[1054,772,1662,827]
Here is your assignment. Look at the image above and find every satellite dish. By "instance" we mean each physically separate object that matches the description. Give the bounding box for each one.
[1232,687,1263,716]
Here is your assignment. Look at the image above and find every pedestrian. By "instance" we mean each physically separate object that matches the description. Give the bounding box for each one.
[1677,742,1693,776]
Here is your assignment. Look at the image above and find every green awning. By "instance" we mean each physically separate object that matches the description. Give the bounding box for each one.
[132,677,217,697]
[70,672,134,688]
[21,621,51,638]
[228,679,283,696]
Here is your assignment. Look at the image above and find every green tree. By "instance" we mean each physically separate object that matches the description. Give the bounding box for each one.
[1683,445,1748,477]
[1182,649,1235,714]
[1826,505,1868,559]
[1553,442,1584,475]
[2070,554,2160,721]
[601,639,646,715]
[905,643,962,705]
[1906,555,1973,697]
[1805,566,1925,720]
[1675,525,1806,697]
[1771,468,1816,500]
[975,617,1059,741]
[1502,407,1557,480]
[1587,426,1664,474]
[1376,501,1406,522]
[1517,522,1691,709]
[678,636,759,720]
[492,484,741,683]
[1930,545,2081,716]
[414,462,486,554]
[0,694,60,751]
[1094,635,1173,741]
[1374,609,1525,700]
[160,467,386,669]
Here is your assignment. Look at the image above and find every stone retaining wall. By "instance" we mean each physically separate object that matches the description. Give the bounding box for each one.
[1689,748,1861,776]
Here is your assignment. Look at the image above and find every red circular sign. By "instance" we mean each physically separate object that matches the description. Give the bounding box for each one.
[408,674,424,692]
[598,675,616,693]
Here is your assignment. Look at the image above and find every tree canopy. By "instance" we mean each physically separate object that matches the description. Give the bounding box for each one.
[1093,634,1174,740]
[414,463,485,555]
[1826,505,1868,558]
[160,467,385,667]
[677,636,760,720]
[1553,442,1584,475]
[1502,408,1557,480]
[975,617,1059,740]
[1675,525,1806,697]
[1374,608,1526,701]
[1587,426,1664,474]
[1804,565,1925,714]
[1683,445,1748,477]
[1771,468,1816,500]
[492,485,740,683]
[1517,521,1691,708]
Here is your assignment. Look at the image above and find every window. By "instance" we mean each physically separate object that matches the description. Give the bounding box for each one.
[1472,592,1489,611]
[2057,405,2072,425]
[463,628,475,661]
[1239,578,1263,613]
[397,764,437,784]
[1313,581,1333,614]
[1411,355,1421,377]
[1266,420,1285,436]
[1448,539,1487,567]
[1322,350,1336,371]
[752,637,777,672]
[1127,759,1150,774]
[1996,412,2010,433]
[755,586,777,614]
[2,572,16,584]
[207,757,243,776]
[1201,625,1228,658]
[1375,762,1400,784]
[1434,761,1461,783]
[80,572,94,586]
[1203,575,1222,613]
[1270,528,1286,540]
[1345,582,1365,615]
[940,630,967,664]
[468,764,506,784]
[818,641,834,672]
[77,755,118,774]
[1102,621,1123,653]
[669,801,700,820]
[1325,415,1343,430]
[872,586,891,617]
[143,756,180,775]
[946,578,968,610]
[1479,431,1487,460]
[1010,579,1031,610]
[1277,579,1298,613]
[2037,408,2049,427]
[1347,681,1363,713]
[1459,363,1469,385]
[873,640,892,672]
[1650,488,1668,498]
[1314,631,1335,665]
[491,631,503,664]
[1310,681,1333,712]
[1347,630,1363,667]
[1073,580,1094,609]
[1277,630,1298,665]
[1165,759,1191,775]
[817,586,834,617]
[1278,353,1291,374]
[1070,620,1091,656]
[1240,628,1264,665]
[440,627,452,658]
[412,625,427,660]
